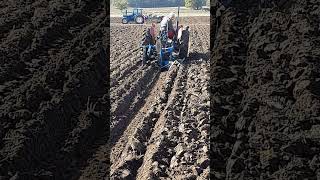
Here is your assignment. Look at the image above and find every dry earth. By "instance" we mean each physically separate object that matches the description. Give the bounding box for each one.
[211,0,320,179]
[109,17,210,179]
[0,0,110,179]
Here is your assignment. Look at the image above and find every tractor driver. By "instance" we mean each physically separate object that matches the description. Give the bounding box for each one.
[160,12,176,39]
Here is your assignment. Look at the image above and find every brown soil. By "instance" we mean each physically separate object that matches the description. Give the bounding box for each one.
[0,1,109,179]
[109,17,210,179]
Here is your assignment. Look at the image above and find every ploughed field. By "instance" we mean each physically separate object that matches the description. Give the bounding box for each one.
[210,0,320,179]
[110,17,210,179]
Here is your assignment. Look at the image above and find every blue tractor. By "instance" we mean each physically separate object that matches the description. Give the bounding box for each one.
[122,8,145,24]
[140,6,190,70]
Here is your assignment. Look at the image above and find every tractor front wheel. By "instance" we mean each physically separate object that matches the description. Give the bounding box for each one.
[135,15,144,24]
[122,18,128,24]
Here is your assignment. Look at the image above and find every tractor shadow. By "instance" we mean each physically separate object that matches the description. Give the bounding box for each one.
[185,51,210,64]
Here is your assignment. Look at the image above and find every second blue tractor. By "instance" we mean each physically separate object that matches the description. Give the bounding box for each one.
[122,8,145,24]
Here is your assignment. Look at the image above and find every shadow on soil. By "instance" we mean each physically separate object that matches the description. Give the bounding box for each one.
[186,51,210,64]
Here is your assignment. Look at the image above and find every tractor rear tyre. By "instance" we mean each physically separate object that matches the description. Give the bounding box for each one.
[122,18,128,24]
[178,28,190,59]
[135,15,144,24]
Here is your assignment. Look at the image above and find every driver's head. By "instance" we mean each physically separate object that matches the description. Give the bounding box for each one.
[168,12,176,20]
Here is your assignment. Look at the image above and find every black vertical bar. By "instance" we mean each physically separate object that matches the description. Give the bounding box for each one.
[176,0,180,34]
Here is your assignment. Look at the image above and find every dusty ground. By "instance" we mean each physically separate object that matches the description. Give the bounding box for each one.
[109,17,210,179]
[211,0,320,179]
[0,0,110,179]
